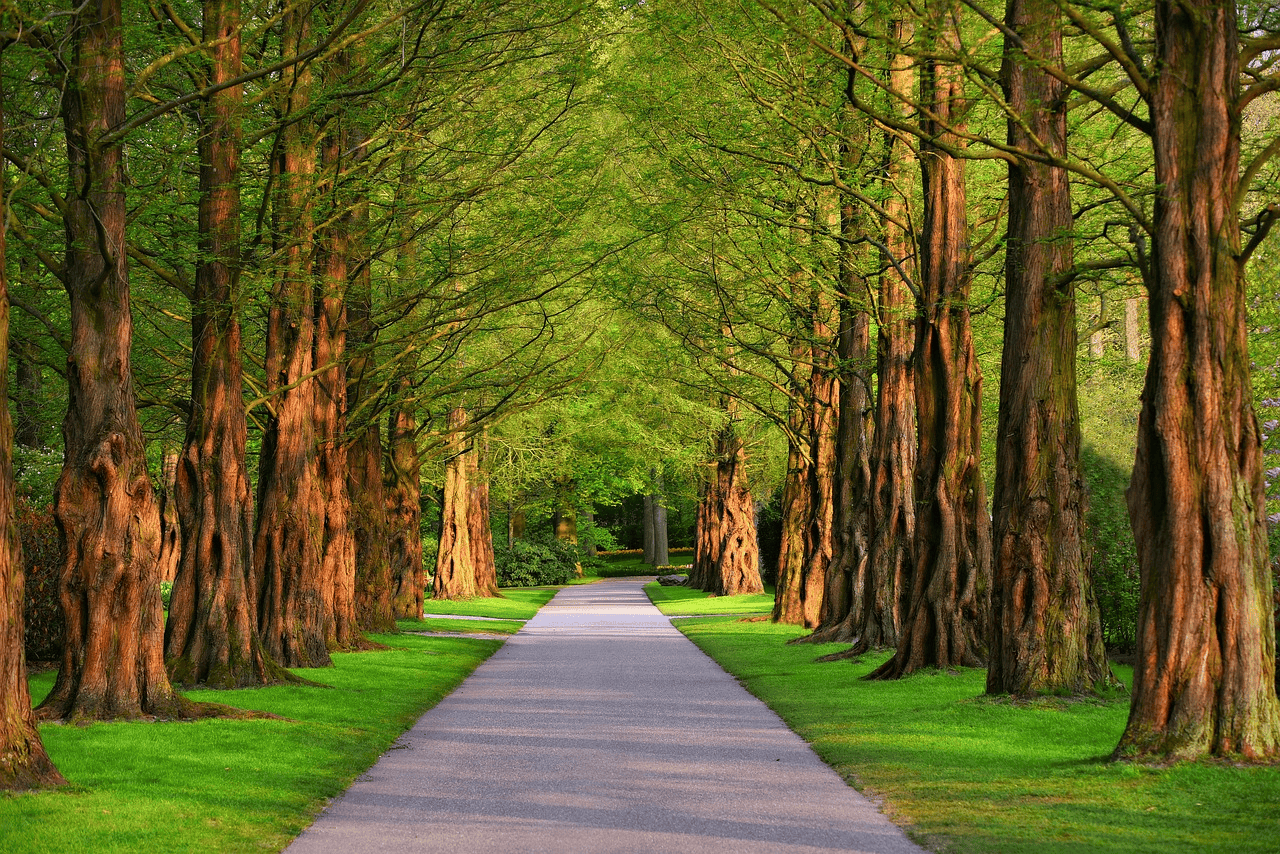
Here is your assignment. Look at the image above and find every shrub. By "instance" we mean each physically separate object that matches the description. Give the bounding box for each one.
[19,498,63,662]
[494,538,580,587]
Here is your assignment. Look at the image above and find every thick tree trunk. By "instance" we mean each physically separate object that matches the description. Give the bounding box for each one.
[869,17,991,678]
[469,436,499,598]
[1117,0,1280,761]
[11,339,41,449]
[386,382,424,620]
[433,407,477,600]
[0,70,65,787]
[689,476,717,589]
[709,425,763,597]
[38,0,189,722]
[987,0,1112,697]
[773,351,837,628]
[252,6,331,669]
[165,0,291,688]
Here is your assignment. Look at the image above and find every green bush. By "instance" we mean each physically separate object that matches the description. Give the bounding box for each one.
[493,538,578,587]
[1081,443,1139,653]
[19,498,63,662]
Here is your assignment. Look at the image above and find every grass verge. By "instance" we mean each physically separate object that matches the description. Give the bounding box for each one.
[398,616,524,635]
[421,586,557,619]
[672,615,1280,854]
[4,632,502,853]
[644,580,775,617]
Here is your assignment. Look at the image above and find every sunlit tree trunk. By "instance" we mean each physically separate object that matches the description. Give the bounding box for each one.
[1117,0,1280,760]
[0,66,65,787]
[987,0,1111,698]
[469,433,499,598]
[689,476,717,589]
[433,407,477,600]
[252,5,331,669]
[166,0,290,687]
[869,11,991,678]
[38,0,189,722]
[156,451,180,585]
[709,421,763,596]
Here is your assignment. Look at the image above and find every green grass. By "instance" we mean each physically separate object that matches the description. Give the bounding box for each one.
[671,615,1280,854]
[644,580,776,616]
[421,586,557,619]
[3,632,503,853]
[398,616,525,635]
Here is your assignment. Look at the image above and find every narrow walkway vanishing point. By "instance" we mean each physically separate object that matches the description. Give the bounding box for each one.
[286,578,926,853]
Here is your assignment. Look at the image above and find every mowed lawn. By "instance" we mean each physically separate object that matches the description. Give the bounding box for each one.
[651,582,1280,854]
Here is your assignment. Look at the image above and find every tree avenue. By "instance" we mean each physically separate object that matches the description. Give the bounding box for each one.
[3,0,1280,792]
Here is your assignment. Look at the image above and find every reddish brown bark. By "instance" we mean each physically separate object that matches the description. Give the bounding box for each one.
[1117,0,1280,760]
[38,0,190,722]
[689,476,717,589]
[386,383,424,620]
[252,5,331,669]
[709,424,763,597]
[773,341,838,628]
[987,0,1111,698]
[156,452,180,585]
[1,68,65,786]
[469,449,499,598]
[869,16,991,678]
[165,0,292,689]
[433,407,477,600]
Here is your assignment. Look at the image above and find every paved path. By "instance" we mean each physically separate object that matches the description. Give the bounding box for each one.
[286,579,925,853]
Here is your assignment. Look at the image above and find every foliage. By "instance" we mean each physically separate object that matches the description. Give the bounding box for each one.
[492,538,581,587]
[1081,444,1140,652]
[7,633,501,853]
[18,498,62,662]
[11,447,62,509]
[673,615,1280,854]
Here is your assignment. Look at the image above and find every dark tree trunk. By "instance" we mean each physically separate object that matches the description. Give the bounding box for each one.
[869,14,991,679]
[433,407,477,600]
[651,468,669,567]
[11,338,41,449]
[38,0,189,722]
[0,67,65,788]
[1117,0,1280,760]
[156,451,181,585]
[386,380,424,620]
[252,5,331,669]
[165,0,291,688]
[643,493,656,565]
[987,0,1112,698]
[689,476,716,589]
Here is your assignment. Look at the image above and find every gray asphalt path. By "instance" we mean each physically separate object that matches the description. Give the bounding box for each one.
[285,578,925,854]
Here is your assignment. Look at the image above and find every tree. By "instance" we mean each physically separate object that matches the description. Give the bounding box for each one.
[868,4,991,679]
[986,0,1111,697]
[37,0,190,721]
[164,0,293,689]
[0,48,65,787]
[1116,0,1280,760]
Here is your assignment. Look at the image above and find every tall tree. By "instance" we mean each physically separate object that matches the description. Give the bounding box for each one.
[433,406,478,600]
[38,0,190,721]
[252,3,331,669]
[0,50,65,788]
[1117,0,1280,760]
[986,0,1111,697]
[386,374,425,620]
[165,0,291,688]
[868,5,991,679]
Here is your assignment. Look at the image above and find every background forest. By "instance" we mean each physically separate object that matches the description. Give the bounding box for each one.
[2,0,1279,791]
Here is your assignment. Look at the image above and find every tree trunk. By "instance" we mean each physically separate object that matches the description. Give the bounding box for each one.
[643,493,656,565]
[868,14,991,678]
[709,424,763,597]
[987,0,1112,698]
[165,0,292,688]
[689,476,717,589]
[433,407,477,600]
[11,338,41,450]
[252,5,331,670]
[386,379,424,620]
[1117,0,1280,761]
[651,468,669,567]
[37,0,190,722]
[156,451,181,585]
[469,436,499,598]
[0,65,65,787]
